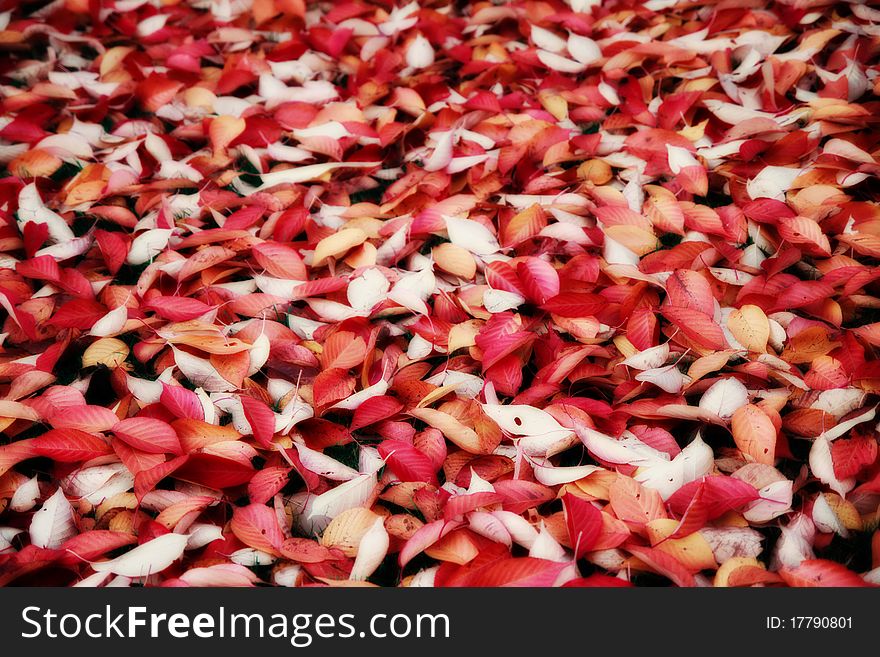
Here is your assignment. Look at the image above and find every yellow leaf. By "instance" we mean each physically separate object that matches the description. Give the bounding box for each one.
[603,224,660,256]
[727,305,769,353]
[433,243,476,279]
[687,349,736,384]
[646,519,717,571]
[313,228,367,267]
[410,407,496,454]
[821,493,863,532]
[321,507,382,557]
[417,384,459,408]
[82,338,129,368]
[99,46,134,77]
[447,320,482,352]
[209,116,246,154]
[714,557,763,587]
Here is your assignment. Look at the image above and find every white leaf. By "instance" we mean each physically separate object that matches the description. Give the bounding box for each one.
[17,183,75,243]
[62,463,134,505]
[10,475,40,512]
[698,378,749,420]
[809,435,855,497]
[126,228,173,265]
[536,49,587,73]
[297,473,377,535]
[143,132,172,162]
[635,433,714,500]
[746,166,803,201]
[247,333,271,376]
[405,34,434,69]
[230,548,277,567]
[771,514,815,570]
[676,433,715,483]
[91,533,189,577]
[388,267,435,315]
[89,304,128,337]
[349,517,389,581]
[483,288,526,313]
[819,405,876,441]
[603,235,639,266]
[328,377,389,411]
[481,404,569,437]
[273,564,302,587]
[293,443,359,482]
[0,527,23,555]
[699,526,763,563]
[810,388,866,420]
[666,144,701,174]
[468,511,511,546]
[743,479,792,523]
[444,215,500,256]
[491,510,539,550]
[173,348,237,392]
[530,459,601,486]
[29,488,76,549]
[635,365,689,393]
[237,162,380,194]
[574,423,664,466]
[423,131,455,172]
[529,522,567,562]
[567,33,601,65]
[254,275,305,300]
[531,25,566,52]
[811,493,849,538]
[136,14,168,37]
[622,343,670,370]
[347,268,389,314]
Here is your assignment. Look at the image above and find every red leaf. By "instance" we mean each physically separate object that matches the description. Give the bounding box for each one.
[626,544,696,587]
[94,230,128,275]
[112,417,182,454]
[474,312,536,371]
[31,429,112,462]
[665,270,715,316]
[134,455,188,500]
[771,281,835,312]
[831,435,878,479]
[113,440,165,476]
[517,258,560,305]
[660,306,727,350]
[451,557,567,587]
[493,480,555,514]
[160,384,204,420]
[667,476,760,519]
[563,574,634,587]
[350,395,403,431]
[563,493,603,558]
[779,560,872,587]
[57,531,138,567]
[48,299,107,329]
[378,439,438,485]
[540,292,606,317]
[313,368,356,409]
[248,467,292,504]
[173,453,255,489]
[239,395,276,448]
[143,296,214,321]
[230,503,285,555]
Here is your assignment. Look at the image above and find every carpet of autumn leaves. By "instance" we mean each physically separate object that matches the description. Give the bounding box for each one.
[0,0,879,588]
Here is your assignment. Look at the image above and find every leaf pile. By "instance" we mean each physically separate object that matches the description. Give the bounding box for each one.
[0,0,879,587]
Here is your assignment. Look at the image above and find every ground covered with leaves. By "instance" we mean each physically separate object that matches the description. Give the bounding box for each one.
[0,0,878,587]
